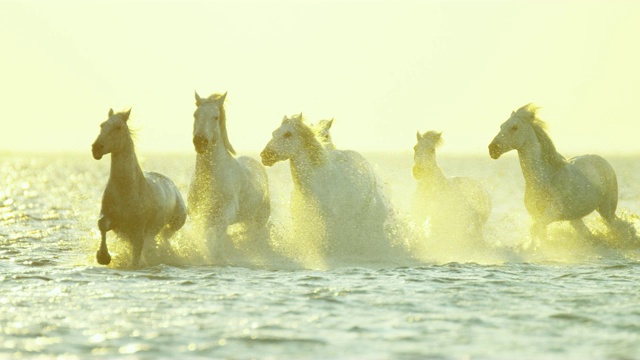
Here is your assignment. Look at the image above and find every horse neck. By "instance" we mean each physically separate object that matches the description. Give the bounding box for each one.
[289,149,328,189]
[517,134,555,187]
[416,160,448,197]
[194,141,236,180]
[420,156,447,183]
[109,140,146,191]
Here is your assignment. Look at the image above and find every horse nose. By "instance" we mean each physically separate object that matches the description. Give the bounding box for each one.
[260,149,275,166]
[193,136,208,153]
[91,142,104,160]
[488,142,500,159]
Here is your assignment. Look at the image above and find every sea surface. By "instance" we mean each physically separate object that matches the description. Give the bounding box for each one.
[2,152,640,359]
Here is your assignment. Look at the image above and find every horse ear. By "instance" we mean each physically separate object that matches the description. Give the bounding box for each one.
[195,90,202,105]
[220,92,227,103]
[437,131,443,139]
[108,108,114,118]
[416,131,422,141]
[122,108,132,122]
[327,118,334,129]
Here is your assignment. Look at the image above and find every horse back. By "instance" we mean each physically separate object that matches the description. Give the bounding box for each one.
[330,150,376,184]
[326,149,383,217]
[569,155,616,183]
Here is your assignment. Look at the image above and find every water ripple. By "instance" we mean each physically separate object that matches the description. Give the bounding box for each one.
[2,154,640,359]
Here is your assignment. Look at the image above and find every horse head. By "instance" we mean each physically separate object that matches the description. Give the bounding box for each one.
[92,108,132,160]
[311,118,335,149]
[193,91,234,155]
[412,130,442,179]
[488,104,538,159]
[261,113,310,167]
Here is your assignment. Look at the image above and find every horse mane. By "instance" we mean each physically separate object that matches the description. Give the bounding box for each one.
[112,110,139,152]
[421,131,443,148]
[514,103,568,169]
[288,114,327,165]
[311,119,335,149]
[126,126,139,151]
[197,93,236,155]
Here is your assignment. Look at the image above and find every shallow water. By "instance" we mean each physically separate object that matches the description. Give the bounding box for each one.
[2,152,640,359]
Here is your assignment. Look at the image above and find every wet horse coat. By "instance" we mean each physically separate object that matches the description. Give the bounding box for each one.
[260,114,389,257]
[413,130,491,237]
[92,108,186,266]
[488,103,618,245]
[188,92,270,254]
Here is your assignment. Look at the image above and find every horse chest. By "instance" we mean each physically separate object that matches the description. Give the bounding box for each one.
[524,183,567,220]
[189,178,240,221]
[102,187,152,225]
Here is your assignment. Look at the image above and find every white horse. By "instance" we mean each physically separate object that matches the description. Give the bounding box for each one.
[260,113,389,257]
[91,108,186,266]
[413,130,491,237]
[188,91,270,253]
[488,103,619,245]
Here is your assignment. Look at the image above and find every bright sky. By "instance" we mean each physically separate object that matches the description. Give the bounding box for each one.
[1,0,639,155]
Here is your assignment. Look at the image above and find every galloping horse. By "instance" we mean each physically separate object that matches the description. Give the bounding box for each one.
[260,113,388,256]
[92,108,186,266]
[488,103,619,246]
[188,91,270,253]
[413,130,491,237]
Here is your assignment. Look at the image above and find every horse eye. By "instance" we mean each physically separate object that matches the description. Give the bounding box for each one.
[115,125,122,131]
[511,125,518,131]
[284,132,292,139]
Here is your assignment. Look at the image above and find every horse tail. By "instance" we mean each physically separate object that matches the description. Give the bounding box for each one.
[597,156,619,222]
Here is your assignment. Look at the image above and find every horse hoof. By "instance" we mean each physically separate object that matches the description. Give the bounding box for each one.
[96,250,111,265]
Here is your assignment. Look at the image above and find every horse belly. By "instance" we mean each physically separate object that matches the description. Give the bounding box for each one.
[560,157,615,218]
[527,157,614,222]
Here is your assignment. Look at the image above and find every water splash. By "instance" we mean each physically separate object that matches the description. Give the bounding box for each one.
[5,153,639,270]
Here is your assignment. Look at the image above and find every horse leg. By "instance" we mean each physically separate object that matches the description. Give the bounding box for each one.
[130,229,145,267]
[215,224,230,244]
[203,217,230,257]
[142,231,164,266]
[250,202,271,237]
[245,202,271,241]
[96,216,112,265]
[159,209,187,243]
[161,196,187,242]
[597,193,639,239]
[217,202,239,243]
[597,198,619,228]
[570,219,594,241]
[529,221,547,250]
